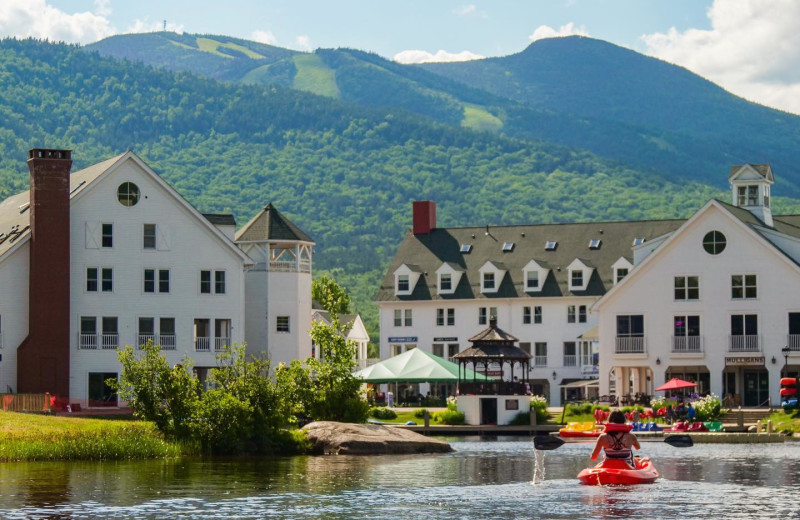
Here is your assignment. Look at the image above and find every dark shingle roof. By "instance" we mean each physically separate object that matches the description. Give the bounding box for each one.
[235,203,313,243]
[728,163,773,181]
[203,213,236,226]
[376,218,685,302]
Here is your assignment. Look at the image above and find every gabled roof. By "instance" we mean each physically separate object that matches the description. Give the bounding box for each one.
[0,152,251,264]
[203,213,236,226]
[0,154,123,260]
[728,163,774,182]
[375,217,685,302]
[235,203,313,243]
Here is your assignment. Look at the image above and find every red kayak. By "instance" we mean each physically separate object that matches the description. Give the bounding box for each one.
[577,456,659,485]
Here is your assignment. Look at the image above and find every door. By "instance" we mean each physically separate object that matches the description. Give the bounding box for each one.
[480,397,498,425]
[743,369,769,407]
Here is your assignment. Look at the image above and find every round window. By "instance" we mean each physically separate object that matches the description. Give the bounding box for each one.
[702,230,726,255]
[117,182,140,207]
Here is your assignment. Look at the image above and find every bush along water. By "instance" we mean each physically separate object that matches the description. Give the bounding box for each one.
[370,407,397,420]
[510,395,551,426]
[114,320,369,456]
[692,393,722,421]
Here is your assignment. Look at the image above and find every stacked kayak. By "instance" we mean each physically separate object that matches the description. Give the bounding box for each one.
[559,421,602,438]
[578,456,659,485]
[781,377,800,410]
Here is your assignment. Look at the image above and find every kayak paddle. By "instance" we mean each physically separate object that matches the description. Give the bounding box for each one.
[533,433,694,450]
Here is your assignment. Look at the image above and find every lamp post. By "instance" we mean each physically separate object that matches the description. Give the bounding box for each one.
[782,345,791,378]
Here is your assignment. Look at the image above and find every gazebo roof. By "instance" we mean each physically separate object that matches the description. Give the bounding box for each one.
[453,318,531,362]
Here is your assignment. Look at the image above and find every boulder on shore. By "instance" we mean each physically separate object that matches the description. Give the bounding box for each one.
[302,421,453,455]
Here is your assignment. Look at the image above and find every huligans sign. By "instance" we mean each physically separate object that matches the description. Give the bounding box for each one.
[388,337,418,343]
[725,356,765,366]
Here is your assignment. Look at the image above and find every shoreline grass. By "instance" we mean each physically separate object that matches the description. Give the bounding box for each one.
[0,410,185,462]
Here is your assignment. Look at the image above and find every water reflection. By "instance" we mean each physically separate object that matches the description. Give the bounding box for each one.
[0,440,799,518]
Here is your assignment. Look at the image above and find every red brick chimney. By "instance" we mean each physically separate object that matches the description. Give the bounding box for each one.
[413,200,436,235]
[17,149,72,400]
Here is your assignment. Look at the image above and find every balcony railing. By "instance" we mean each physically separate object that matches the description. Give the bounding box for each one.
[615,336,646,354]
[138,334,155,347]
[195,337,211,352]
[672,335,703,353]
[534,355,547,367]
[788,334,800,351]
[581,356,594,366]
[563,355,577,367]
[160,334,176,350]
[459,381,528,396]
[729,335,760,352]
[214,337,230,352]
[101,334,119,350]
[79,333,98,350]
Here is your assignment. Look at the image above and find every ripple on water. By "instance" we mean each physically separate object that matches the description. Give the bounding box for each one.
[1,440,799,519]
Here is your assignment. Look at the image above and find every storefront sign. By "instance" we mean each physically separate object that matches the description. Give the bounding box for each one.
[725,356,765,366]
[486,370,503,376]
[581,365,599,375]
[388,337,418,343]
[433,337,458,342]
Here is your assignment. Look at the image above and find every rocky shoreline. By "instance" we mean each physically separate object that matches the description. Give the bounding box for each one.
[302,421,454,455]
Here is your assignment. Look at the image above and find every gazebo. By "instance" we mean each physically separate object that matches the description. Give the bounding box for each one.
[452,317,533,425]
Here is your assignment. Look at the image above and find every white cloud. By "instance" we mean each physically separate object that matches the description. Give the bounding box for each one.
[0,0,114,44]
[642,0,800,114]
[251,30,277,45]
[393,49,484,64]
[453,4,477,16]
[528,22,588,42]
[93,0,112,18]
[295,34,312,51]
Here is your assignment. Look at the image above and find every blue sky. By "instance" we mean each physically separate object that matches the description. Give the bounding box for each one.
[3,1,800,114]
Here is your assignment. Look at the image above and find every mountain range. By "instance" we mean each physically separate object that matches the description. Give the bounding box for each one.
[0,34,798,340]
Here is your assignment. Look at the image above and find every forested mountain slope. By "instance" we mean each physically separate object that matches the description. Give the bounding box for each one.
[88,33,800,195]
[2,38,797,338]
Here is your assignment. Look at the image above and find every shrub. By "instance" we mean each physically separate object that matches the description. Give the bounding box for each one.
[414,408,428,419]
[621,405,646,414]
[369,407,397,420]
[530,395,550,423]
[565,402,593,416]
[446,396,458,411]
[433,409,465,425]
[592,405,610,412]
[195,388,253,455]
[693,393,721,421]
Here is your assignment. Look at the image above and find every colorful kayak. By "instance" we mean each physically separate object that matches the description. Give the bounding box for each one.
[559,422,602,438]
[577,456,659,486]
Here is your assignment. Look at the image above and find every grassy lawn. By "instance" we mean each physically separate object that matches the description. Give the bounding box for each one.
[766,410,800,433]
[0,410,183,461]
[462,104,504,132]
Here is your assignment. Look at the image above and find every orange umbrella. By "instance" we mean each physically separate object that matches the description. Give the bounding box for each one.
[655,377,697,392]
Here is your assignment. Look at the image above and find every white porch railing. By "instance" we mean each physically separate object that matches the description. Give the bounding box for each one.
[101,334,119,350]
[79,333,97,350]
[787,334,800,351]
[138,334,155,347]
[195,337,211,352]
[672,335,703,353]
[160,334,176,350]
[270,261,297,272]
[729,335,760,352]
[615,336,646,354]
[563,355,577,367]
[214,337,230,352]
[534,355,547,367]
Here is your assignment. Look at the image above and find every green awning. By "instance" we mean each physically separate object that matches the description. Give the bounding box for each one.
[354,348,495,383]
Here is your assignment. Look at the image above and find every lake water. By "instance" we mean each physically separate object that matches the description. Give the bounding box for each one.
[1,438,799,519]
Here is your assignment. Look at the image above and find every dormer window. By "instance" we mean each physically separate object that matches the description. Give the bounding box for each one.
[479,261,506,294]
[394,264,421,296]
[567,259,593,291]
[616,268,629,283]
[460,244,472,253]
[397,275,409,292]
[589,239,601,250]
[526,270,539,290]
[440,273,452,291]
[483,272,495,290]
[436,262,463,295]
[545,241,557,251]
[502,242,515,252]
[612,257,633,285]
[632,237,645,246]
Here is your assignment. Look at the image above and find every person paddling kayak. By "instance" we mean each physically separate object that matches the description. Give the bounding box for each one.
[590,410,641,466]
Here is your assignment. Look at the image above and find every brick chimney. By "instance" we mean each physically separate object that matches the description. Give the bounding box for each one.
[412,200,436,235]
[17,149,72,400]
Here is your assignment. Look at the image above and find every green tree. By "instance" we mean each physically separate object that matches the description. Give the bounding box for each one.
[111,341,199,440]
[307,314,370,423]
[312,274,352,316]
